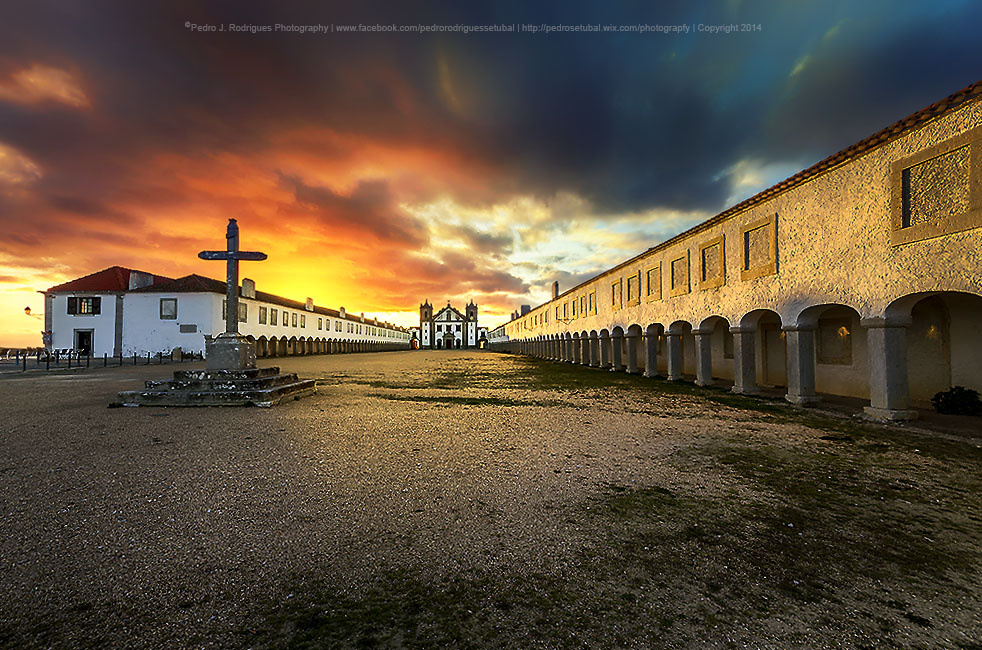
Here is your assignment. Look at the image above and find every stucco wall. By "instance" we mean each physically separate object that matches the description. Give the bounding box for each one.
[499,96,982,402]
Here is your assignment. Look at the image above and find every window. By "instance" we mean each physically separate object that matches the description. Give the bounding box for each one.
[571,299,577,317]
[626,272,640,304]
[318,317,322,330]
[335,320,341,332]
[556,306,561,320]
[741,214,777,280]
[221,300,247,322]
[159,298,177,320]
[699,236,725,289]
[579,295,586,315]
[300,314,306,328]
[611,279,622,309]
[259,306,268,324]
[646,265,662,301]
[670,254,690,297]
[588,291,596,314]
[456,324,461,332]
[67,297,101,315]
[292,313,298,327]
[270,309,278,326]
[891,126,982,245]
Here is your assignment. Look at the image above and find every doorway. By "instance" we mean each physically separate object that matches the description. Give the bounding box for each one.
[74,329,93,356]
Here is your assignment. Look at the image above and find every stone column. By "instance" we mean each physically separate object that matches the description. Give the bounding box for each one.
[730,326,758,395]
[644,331,659,378]
[784,326,820,405]
[572,334,581,364]
[666,332,683,381]
[693,330,713,387]
[610,330,624,372]
[590,335,600,367]
[625,333,639,374]
[599,332,611,368]
[580,335,590,366]
[862,318,917,420]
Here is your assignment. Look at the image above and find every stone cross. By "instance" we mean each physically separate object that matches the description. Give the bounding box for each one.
[198,219,267,335]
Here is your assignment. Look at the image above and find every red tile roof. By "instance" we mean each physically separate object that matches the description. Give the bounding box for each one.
[45,266,173,292]
[133,274,407,331]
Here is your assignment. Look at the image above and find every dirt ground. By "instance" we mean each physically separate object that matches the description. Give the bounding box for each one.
[1,350,979,649]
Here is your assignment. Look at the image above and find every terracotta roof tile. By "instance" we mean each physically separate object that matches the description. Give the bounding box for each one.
[46,266,173,292]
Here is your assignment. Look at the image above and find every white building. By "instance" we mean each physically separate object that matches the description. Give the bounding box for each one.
[43,267,412,358]
[414,300,487,349]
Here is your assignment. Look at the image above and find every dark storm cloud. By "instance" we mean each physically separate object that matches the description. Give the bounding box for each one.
[1,0,980,232]
[282,174,429,247]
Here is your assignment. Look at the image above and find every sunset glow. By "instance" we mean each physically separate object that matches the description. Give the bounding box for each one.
[2,2,979,346]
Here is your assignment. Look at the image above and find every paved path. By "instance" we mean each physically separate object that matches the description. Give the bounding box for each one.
[1,351,979,648]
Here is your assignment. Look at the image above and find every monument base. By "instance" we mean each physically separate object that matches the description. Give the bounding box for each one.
[206,334,256,371]
[111,366,316,408]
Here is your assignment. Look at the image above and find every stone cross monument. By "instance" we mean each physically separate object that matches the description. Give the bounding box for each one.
[198,219,268,370]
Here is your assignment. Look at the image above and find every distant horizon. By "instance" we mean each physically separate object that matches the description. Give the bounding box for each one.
[3,1,980,346]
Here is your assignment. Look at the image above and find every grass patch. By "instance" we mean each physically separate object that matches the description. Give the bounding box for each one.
[369,393,572,409]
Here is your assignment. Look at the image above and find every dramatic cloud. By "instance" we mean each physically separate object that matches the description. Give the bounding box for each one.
[1,0,980,345]
[0,64,90,108]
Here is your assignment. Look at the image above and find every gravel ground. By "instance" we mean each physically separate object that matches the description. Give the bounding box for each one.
[0,350,979,649]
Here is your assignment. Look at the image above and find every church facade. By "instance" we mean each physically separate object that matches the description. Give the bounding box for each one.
[412,300,487,349]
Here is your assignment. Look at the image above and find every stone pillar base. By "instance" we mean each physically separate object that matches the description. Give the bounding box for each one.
[643,370,660,379]
[696,379,714,387]
[785,394,821,406]
[731,386,759,396]
[863,406,918,421]
[206,334,256,371]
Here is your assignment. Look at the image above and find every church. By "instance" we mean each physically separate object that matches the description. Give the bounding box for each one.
[412,300,488,349]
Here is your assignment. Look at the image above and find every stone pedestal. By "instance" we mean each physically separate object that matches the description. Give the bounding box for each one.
[112,366,316,408]
[206,334,256,371]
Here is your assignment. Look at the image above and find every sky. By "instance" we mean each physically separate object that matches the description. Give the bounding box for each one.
[1,1,980,346]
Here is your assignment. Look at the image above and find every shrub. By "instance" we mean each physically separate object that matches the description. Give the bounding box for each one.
[931,386,982,416]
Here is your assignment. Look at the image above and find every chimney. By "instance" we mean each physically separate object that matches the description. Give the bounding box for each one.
[520,304,530,316]
[241,278,256,299]
[128,271,153,290]
[552,281,559,299]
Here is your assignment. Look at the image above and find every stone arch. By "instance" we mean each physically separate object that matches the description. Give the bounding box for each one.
[268,336,278,358]
[609,326,625,372]
[733,309,786,393]
[886,291,982,408]
[643,323,664,378]
[666,320,694,381]
[599,329,611,368]
[288,336,298,356]
[278,337,288,357]
[297,336,306,356]
[625,324,644,374]
[578,330,590,366]
[695,316,733,386]
[588,330,600,368]
[788,304,867,403]
[257,336,268,358]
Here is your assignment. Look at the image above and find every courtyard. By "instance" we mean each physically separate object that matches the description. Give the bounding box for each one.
[1,350,979,648]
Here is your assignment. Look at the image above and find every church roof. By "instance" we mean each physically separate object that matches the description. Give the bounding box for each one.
[46,266,173,292]
[432,304,467,321]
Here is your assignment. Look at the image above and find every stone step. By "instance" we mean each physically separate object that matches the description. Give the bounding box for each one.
[112,378,317,408]
[171,367,281,381]
[145,372,302,391]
